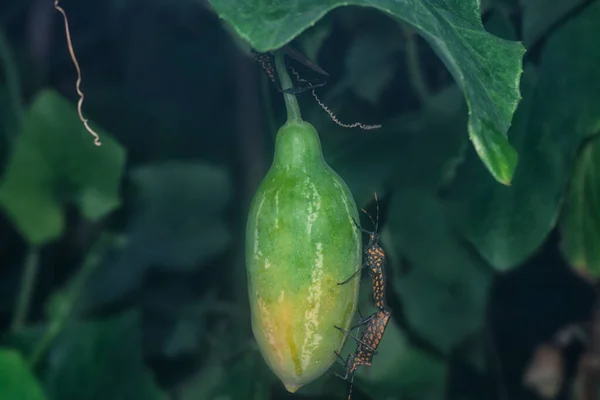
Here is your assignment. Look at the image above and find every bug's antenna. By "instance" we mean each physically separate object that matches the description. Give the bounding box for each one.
[360,208,376,230]
[374,192,379,233]
[348,372,355,400]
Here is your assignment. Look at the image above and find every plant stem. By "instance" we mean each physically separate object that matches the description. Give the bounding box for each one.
[11,246,40,332]
[0,27,24,144]
[274,51,302,123]
[28,234,115,368]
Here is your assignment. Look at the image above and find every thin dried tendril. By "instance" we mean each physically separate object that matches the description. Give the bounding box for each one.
[289,67,381,130]
[54,0,102,146]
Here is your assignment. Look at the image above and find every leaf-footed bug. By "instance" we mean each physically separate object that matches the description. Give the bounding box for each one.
[339,193,388,311]
[333,309,392,399]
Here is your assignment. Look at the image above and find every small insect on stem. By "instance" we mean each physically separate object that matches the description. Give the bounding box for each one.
[339,193,388,311]
[253,46,328,95]
[253,52,282,92]
[54,0,101,146]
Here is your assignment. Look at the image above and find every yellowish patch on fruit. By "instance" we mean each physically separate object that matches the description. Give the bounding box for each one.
[256,292,305,382]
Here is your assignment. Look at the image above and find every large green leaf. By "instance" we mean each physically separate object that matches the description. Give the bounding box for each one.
[443,2,600,270]
[520,0,588,47]
[209,0,525,184]
[125,162,231,270]
[0,348,47,400]
[81,162,232,308]
[42,311,166,400]
[0,90,126,244]
[335,33,402,105]
[559,135,600,278]
[323,86,468,207]
[386,189,492,354]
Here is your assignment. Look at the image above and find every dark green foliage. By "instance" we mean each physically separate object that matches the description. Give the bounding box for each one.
[0,349,47,400]
[1,0,600,399]
[0,90,125,244]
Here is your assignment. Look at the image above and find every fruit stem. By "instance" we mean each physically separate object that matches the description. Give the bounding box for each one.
[274,50,302,123]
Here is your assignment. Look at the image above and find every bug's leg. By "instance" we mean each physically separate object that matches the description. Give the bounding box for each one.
[338,264,367,285]
[332,370,350,380]
[330,351,351,380]
[329,365,349,380]
[333,350,347,366]
[282,63,328,95]
[351,313,375,330]
[282,45,330,77]
[352,217,372,235]
[334,325,377,353]
[347,371,356,400]
[282,80,327,94]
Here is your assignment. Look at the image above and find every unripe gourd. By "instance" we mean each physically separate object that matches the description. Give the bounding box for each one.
[245,52,362,392]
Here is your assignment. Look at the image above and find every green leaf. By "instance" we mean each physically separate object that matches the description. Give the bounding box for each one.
[0,348,47,400]
[0,89,126,244]
[337,33,402,105]
[126,162,232,269]
[208,0,525,184]
[162,319,201,357]
[324,86,469,207]
[444,2,600,270]
[385,189,492,353]
[521,0,588,47]
[82,162,232,308]
[42,311,166,400]
[296,20,332,63]
[560,135,600,278]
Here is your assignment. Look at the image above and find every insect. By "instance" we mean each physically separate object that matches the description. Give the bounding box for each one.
[254,47,382,130]
[338,193,388,311]
[280,45,330,78]
[253,52,278,87]
[252,45,329,95]
[333,309,392,400]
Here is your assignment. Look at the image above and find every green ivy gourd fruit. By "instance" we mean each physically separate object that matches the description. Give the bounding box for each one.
[246,51,362,392]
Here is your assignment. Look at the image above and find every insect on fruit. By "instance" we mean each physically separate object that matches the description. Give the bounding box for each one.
[333,309,392,400]
[338,193,388,311]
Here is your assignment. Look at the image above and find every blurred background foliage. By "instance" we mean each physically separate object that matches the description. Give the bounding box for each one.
[1,0,600,399]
